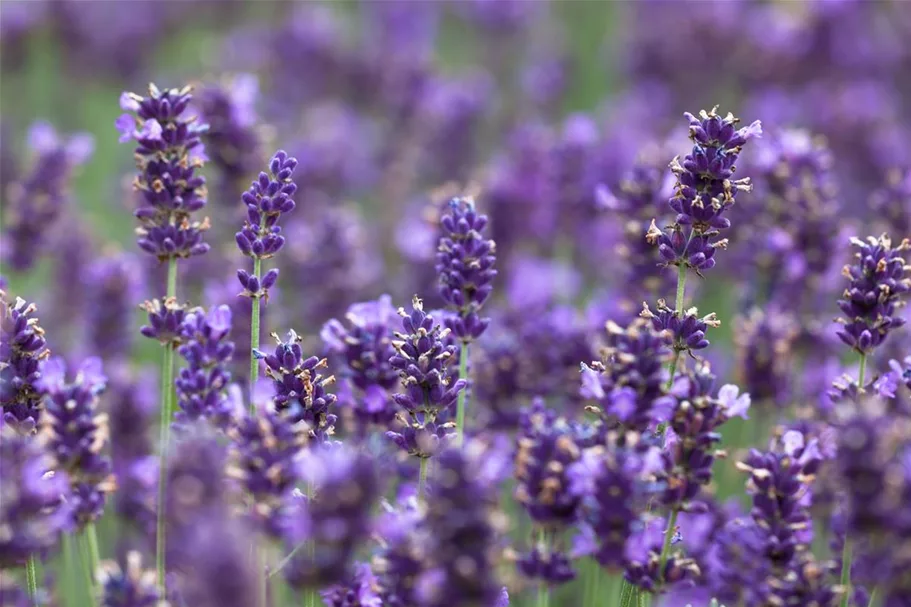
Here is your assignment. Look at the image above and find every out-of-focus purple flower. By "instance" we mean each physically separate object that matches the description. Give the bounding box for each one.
[373,498,426,606]
[1,121,93,272]
[0,418,71,567]
[164,422,228,534]
[415,447,503,607]
[174,305,235,429]
[85,253,144,362]
[871,167,911,237]
[203,277,258,384]
[1,292,51,432]
[284,446,381,591]
[235,150,298,301]
[139,297,187,347]
[505,256,582,312]
[703,515,769,605]
[37,356,114,530]
[836,235,911,354]
[648,108,760,274]
[97,551,165,607]
[640,300,719,355]
[623,514,699,593]
[322,294,400,433]
[116,84,210,261]
[257,330,337,442]
[582,319,674,432]
[194,74,262,197]
[226,406,306,539]
[320,562,382,607]
[0,571,40,606]
[436,197,498,343]
[386,297,466,459]
[734,306,799,410]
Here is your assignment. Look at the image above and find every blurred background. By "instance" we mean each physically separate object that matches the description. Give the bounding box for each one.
[2,1,911,605]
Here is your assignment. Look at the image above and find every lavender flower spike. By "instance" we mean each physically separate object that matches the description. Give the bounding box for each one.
[436,196,498,343]
[116,84,211,261]
[235,149,298,302]
[38,356,115,530]
[97,551,167,607]
[836,234,911,355]
[1,291,51,433]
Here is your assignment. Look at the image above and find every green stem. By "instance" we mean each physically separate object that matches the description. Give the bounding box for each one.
[155,257,178,594]
[619,580,637,607]
[249,255,263,412]
[86,524,100,577]
[62,534,75,607]
[26,555,39,604]
[658,508,679,585]
[674,264,687,313]
[418,457,429,502]
[304,481,318,607]
[867,586,878,607]
[840,352,866,607]
[455,343,469,447]
[79,532,96,601]
[257,545,268,607]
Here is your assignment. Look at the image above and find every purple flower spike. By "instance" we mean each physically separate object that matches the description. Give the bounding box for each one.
[648,107,759,274]
[85,253,144,362]
[321,294,400,433]
[386,296,466,459]
[38,356,114,530]
[175,305,236,429]
[139,297,187,346]
[0,419,71,568]
[97,551,164,607]
[436,197,497,343]
[116,83,210,261]
[259,330,337,442]
[836,235,911,355]
[1,292,51,432]
[640,300,719,355]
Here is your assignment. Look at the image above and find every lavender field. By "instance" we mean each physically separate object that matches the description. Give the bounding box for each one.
[2,1,911,607]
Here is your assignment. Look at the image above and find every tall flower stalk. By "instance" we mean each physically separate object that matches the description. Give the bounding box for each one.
[834,234,911,606]
[117,83,211,591]
[235,150,298,407]
[436,197,496,446]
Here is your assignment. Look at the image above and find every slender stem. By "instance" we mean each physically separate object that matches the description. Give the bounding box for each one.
[86,524,101,577]
[657,508,679,585]
[62,534,76,607]
[155,256,178,595]
[840,352,867,607]
[674,264,687,313]
[418,457,429,502]
[304,482,318,607]
[26,554,39,604]
[665,351,681,390]
[619,580,636,607]
[79,532,96,601]
[537,528,551,607]
[257,545,268,607]
[249,255,263,412]
[867,586,878,607]
[455,343,469,447]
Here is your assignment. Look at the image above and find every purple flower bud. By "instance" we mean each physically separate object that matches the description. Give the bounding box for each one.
[1,292,51,432]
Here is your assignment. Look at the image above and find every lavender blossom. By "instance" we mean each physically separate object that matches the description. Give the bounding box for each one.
[436,197,497,343]
[235,150,298,301]
[284,446,381,591]
[1,122,93,272]
[871,168,911,237]
[85,253,144,362]
[640,300,719,356]
[321,294,400,433]
[623,514,700,593]
[174,305,235,428]
[163,422,228,536]
[386,296,466,458]
[648,108,761,274]
[320,563,382,607]
[37,356,114,529]
[581,319,674,432]
[734,306,799,409]
[836,235,911,354]
[0,418,71,567]
[1,292,51,432]
[257,330,337,442]
[97,551,166,607]
[116,84,211,260]
[415,447,503,607]
[226,407,306,539]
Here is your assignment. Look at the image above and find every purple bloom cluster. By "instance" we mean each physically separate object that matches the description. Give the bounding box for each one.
[97,551,164,607]
[322,294,400,432]
[235,150,298,301]
[257,330,337,441]
[436,197,497,342]
[836,235,911,354]
[174,305,235,428]
[1,292,50,432]
[37,357,114,530]
[116,84,211,260]
[138,297,187,347]
[1,122,93,272]
[581,319,674,432]
[284,446,381,591]
[640,300,719,355]
[386,296,466,458]
[734,306,799,410]
[648,109,761,274]
[85,253,144,362]
[0,418,70,567]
